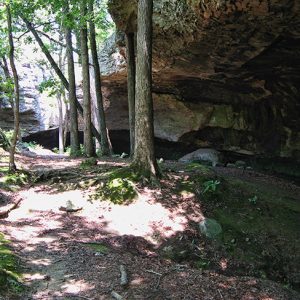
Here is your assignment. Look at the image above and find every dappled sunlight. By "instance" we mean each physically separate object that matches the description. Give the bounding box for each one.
[84,190,196,244]
[29,258,52,266]
[23,272,46,281]
[17,188,88,213]
[61,279,94,294]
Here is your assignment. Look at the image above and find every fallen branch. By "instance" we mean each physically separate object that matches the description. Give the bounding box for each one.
[144,269,162,276]
[111,291,123,300]
[59,206,83,213]
[0,197,22,219]
[120,264,128,286]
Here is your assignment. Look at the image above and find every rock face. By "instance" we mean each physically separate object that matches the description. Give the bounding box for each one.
[0,62,58,135]
[104,0,300,160]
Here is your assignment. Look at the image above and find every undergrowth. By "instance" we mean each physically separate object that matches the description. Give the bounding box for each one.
[190,170,300,290]
[0,233,23,295]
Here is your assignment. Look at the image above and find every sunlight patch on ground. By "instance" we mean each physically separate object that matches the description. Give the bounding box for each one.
[28,258,52,266]
[80,188,202,243]
[23,273,47,281]
[10,188,89,216]
[61,279,94,294]
[3,182,204,245]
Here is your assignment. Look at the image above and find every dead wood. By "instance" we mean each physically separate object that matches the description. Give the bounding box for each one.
[120,264,128,286]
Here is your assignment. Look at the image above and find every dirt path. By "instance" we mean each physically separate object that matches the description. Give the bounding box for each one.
[1,154,299,299]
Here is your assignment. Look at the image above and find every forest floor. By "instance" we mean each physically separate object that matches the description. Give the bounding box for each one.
[0,149,300,300]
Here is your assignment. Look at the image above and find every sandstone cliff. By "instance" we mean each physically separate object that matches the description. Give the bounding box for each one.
[104,0,300,160]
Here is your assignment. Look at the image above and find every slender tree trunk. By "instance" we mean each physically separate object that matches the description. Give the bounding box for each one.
[80,0,94,157]
[88,0,112,156]
[57,32,66,155]
[0,57,14,108]
[64,3,80,155]
[125,32,135,157]
[132,0,159,178]
[22,17,102,144]
[57,93,64,154]
[7,4,20,172]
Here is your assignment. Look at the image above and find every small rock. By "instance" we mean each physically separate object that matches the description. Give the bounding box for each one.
[199,218,222,239]
[226,163,236,168]
[235,160,246,167]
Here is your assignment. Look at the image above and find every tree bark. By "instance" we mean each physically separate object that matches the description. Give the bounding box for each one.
[7,4,20,172]
[125,32,135,157]
[88,0,112,156]
[131,0,159,178]
[80,0,94,157]
[65,1,80,155]
[22,17,102,144]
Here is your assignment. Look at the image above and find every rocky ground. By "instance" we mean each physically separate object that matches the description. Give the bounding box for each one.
[0,150,299,300]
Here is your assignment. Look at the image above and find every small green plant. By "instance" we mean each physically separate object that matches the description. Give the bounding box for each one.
[80,157,97,169]
[248,195,258,204]
[52,147,59,154]
[194,258,211,270]
[22,141,44,151]
[65,144,85,156]
[0,129,11,151]
[202,179,220,194]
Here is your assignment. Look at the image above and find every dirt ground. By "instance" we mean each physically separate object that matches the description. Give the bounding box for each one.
[0,152,299,300]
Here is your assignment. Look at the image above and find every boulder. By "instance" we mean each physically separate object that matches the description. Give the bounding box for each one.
[179,148,220,166]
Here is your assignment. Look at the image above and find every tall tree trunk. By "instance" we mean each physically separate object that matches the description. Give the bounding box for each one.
[125,32,135,157]
[80,0,94,157]
[57,32,66,155]
[88,0,112,156]
[7,4,20,172]
[57,92,64,154]
[132,0,159,178]
[64,2,80,155]
[22,17,102,144]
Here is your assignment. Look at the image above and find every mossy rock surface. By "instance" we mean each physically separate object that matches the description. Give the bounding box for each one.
[90,167,139,205]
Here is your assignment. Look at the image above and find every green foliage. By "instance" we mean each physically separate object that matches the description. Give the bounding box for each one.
[22,141,43,151]
[65,144,85,157]
[0,233,23,294]
[90,167,139,205]
[248,195,258,204]
[85,243,109,254]
[202,179,220,194]
[194,258,210,270]
[0,77,14,99]
[0,129,11,151]
[185,162,211,174]
[91,177,137,205]
[0,164,29,191]
[80,157,97,169]
[38,78,63,97]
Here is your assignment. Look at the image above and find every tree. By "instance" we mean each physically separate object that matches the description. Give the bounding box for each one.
[22,16,103,145]
[125,32,135,157]
[6,3,20,172]
[131,0,159,179]
[64,0,80,155]
[88,0,112,156]
[80,0,94,157]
